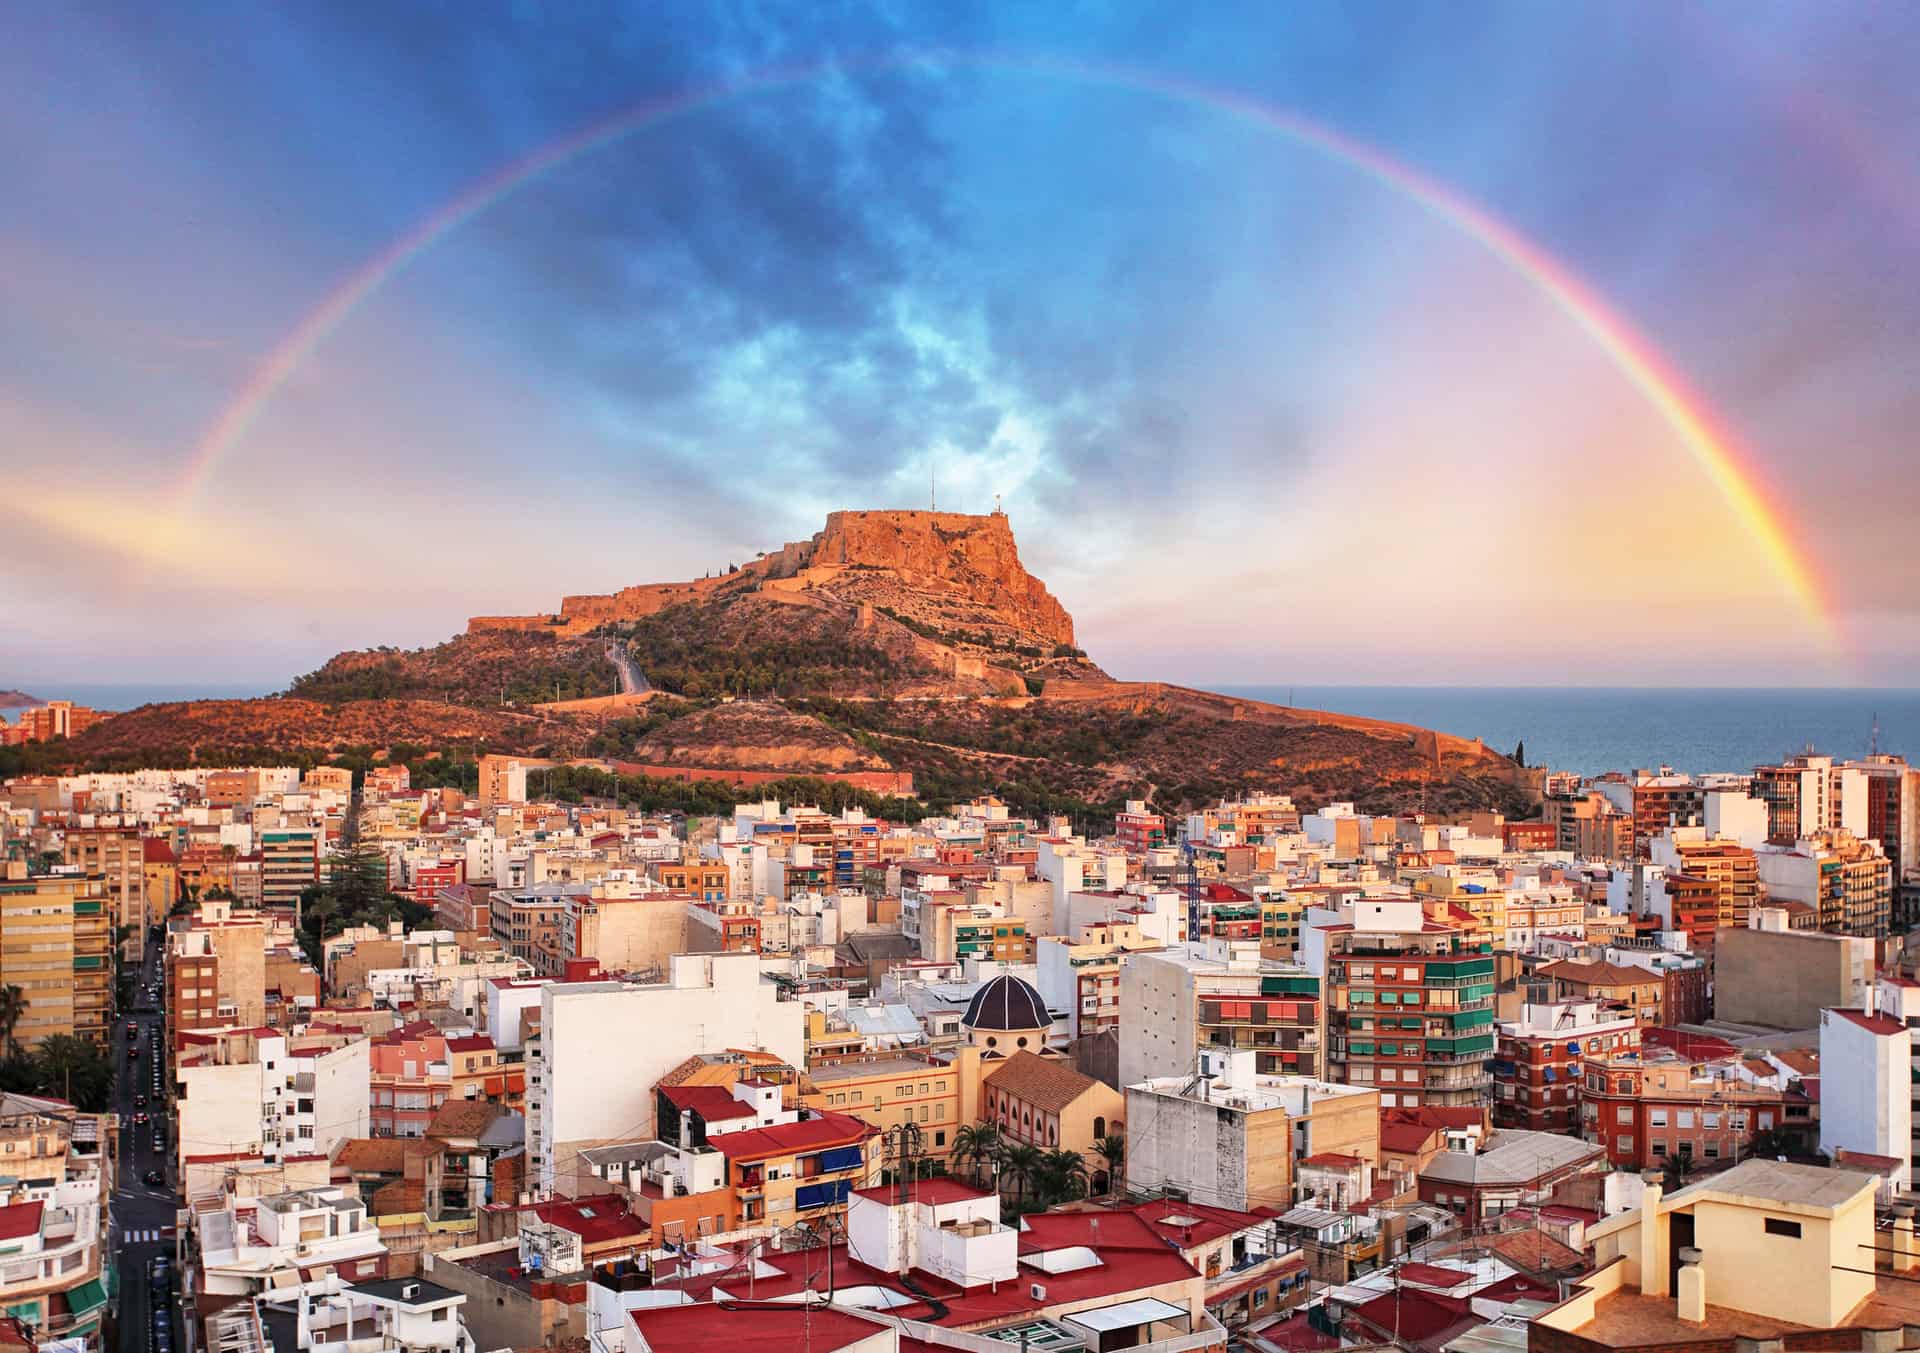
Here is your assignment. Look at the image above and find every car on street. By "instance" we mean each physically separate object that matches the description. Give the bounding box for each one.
[143,1168,166,1186]
[135,1093,148,1107]
[132,1111,149,1124]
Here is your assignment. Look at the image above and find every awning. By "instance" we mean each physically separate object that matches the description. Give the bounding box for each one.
[65,1277,107,1315]
[1063,1297,1189,1334]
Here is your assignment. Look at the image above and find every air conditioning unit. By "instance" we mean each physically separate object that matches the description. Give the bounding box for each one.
[1029,1283,1047,1302]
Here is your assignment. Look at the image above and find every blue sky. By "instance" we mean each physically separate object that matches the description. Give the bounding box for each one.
[3,2,1916,688]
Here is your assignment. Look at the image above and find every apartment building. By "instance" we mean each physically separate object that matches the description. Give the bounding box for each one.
[167,900,270,1037]
[259,827,323,909]
[1310,897,1495,1108]
[1126,1051,1379,1211]
[0,1093,112,1351]
[1534,957,1665,1026]
[61,823,149,946]
[176,1028,370,1184]
[370,1024,453,1138]
[1114,800,1168,854]
[1119,946,1322,1087]
[1493,1000,1640,1133]
[801,1047,982,1155]
[527,952,806,1192]
[1033,921,1160,1043]
[488,883,578,971]
[1758,829,1894,937]
[1578,1041,1796,1171]
[1648,827,1760,934]
[561,884,689,976]
[0,862,112,1050]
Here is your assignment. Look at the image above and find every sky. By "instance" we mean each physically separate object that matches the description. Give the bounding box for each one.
[3,2,1916,690]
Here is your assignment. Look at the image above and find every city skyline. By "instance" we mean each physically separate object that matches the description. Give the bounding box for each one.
[5,4,1917,687]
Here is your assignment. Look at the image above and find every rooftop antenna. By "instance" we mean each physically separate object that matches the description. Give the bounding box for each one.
[1871,712,1880,757]
[930,461,936,512]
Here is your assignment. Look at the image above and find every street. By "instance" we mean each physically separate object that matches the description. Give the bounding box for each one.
[113,932,179,1353]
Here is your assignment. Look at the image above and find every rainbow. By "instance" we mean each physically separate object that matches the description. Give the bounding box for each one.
[174,50,1833,640]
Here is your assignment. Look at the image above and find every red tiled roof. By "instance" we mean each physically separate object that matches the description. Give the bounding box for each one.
[0,1201,44,1242]
[706,1110,873,1162]
[1252,1311,1340,1353]
[658,1084,757,1124]
[1301,1152,1362,1168]
[1131,1198,1269,1248]
[444,1035,495,1054]
[1396,1262,1474,1289]
[143,838,176,864]
[530,1197,645,1244]
[1345,1289,1478,1345]
[631,1303,880,1353]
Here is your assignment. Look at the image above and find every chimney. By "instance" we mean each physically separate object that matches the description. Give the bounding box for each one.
[1893,1204,1920,1274]
[1675,1247,1705,1325]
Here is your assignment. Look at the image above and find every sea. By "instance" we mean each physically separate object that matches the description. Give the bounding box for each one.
[1218,686,1920,779]
[0,682,270,723]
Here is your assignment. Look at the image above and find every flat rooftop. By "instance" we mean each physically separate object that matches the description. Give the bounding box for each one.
[807,1057,938,1084]
[1571,1274,1920,1347]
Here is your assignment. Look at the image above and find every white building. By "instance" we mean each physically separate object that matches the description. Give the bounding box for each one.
[1818,1006,1911,1189]
[1034,839,1128,936]
[178,1034,370,1174]
[527,952,805,1193]
[253,1275,475,1353]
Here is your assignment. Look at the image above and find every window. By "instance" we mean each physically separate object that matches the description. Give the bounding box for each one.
[1617,1107,1633,1124]
[1649,1110,1667,1127]
[1677,1111,1694,1129]
[1765,1218,1802,1238]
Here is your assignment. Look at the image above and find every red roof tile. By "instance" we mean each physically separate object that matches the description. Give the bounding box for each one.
[631,1303,880,1353]
[706,1109,873,1162]
[1345,1289,1479,1345]
[529,1197,645,1245]
[658,1084,757,1124]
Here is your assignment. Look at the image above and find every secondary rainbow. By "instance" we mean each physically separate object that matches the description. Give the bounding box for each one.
[174,50,1833,640]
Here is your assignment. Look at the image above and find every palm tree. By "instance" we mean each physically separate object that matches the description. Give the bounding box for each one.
[1001,1144,1045,1203]
[1036,1150,1089,1206]
[1661,1152,1693,1193]
[0,986,26,1057]
[950,1123,1003,1188]
[1094,1134,1126,1195]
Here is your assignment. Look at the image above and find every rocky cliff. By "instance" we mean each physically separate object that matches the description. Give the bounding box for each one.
[470,510,1077,654]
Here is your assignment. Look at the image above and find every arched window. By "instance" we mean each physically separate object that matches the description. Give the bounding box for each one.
[1093,1116,1106,1140]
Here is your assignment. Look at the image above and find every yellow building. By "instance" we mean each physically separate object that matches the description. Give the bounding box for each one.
[982,1050,1124,1160]
[1546,1160,1915,1342]
[0,862,113,1050]
[62,825,147,955]
[800,1046,984,1159]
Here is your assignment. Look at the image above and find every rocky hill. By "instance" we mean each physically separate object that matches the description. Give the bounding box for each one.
[58,696,596,766]
[288,630,618,706]
[37,509,1542,818]
[472,510,1103,695]
[0,690,42,710]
